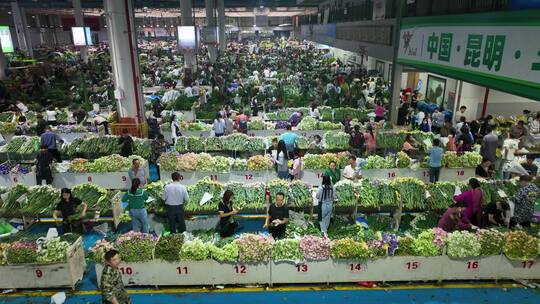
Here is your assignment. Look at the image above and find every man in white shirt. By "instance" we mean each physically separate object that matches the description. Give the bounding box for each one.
[16,101,28,113]
[342,155,360,181]
[502,137,519,179]
[456,116,468,134]
[361,85,369,102]
[162,172,190,233]
[192,82,200,97]
[184,86,193,97]
[93,114,110,135]
[415,111,425,128]
[454,106,467,125]
[527,113,540,148]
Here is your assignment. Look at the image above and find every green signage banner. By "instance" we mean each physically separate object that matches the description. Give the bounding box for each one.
[397,10,540,101]
[0,26,14,53]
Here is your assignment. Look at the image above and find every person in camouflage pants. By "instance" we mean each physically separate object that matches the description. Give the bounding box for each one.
[100,250,131,304]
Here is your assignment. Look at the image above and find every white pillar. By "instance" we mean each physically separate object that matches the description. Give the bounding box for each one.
[389,64,403,124]
[0,41,7,80]
[217,0,226,53]
[73,0,88,63]
[180,0,196,70]
[34,15,45,45]
[205,0,217,63]
[104,0,144,123]
[48,15,58,46]
[11,1,33,57]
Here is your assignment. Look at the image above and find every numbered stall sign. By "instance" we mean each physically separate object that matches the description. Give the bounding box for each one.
[176,266,189,275]
[387,171,397,179]
[35,269,43,278]
[522,261,534,269]
[406,261,420,271]
[349,263,363,272]
[119,267,133,275]
[467,261,479,270]
[295,264,309,273]
[121,176,127,182]
[457,170,465,177]
[245,174,253,180]
[234,265,247,275]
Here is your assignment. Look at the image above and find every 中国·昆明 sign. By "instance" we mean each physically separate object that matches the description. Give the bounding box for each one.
[397,13,540,100]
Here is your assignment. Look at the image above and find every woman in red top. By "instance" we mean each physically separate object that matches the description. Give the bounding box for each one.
[374,102,386,122]
[364,125,376,155]
[453,178,483,226]
[438,201,473,232]
[447,129,457,152]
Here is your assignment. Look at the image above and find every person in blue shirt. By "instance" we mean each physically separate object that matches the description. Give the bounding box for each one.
[420,117,431,133]
[428,138,444,183]
[279,125,298,157]
[288,111,303,127]
[40,126,62,162]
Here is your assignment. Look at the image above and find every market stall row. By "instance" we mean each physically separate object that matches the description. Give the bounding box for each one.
[0,136,151,161]
[0,178,520,218]
[0,129,439,162]
[87,230,540,287]
[0,154,147,189]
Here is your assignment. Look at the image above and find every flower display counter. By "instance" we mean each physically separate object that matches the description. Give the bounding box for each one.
[0,237,85,290]
[270,261,331,284]
[362,168,475,183]
[94,256,540,287]
[57,132,95,144]
[95,261,272,286]
[52,172,131,189]
[160,168,474,186]
[160,171,206,185]
[212,262,271,285]
[230,171,270,184]
[0,172,37,187]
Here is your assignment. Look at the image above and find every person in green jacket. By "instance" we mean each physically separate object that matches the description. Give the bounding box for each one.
[122,178,149,233]
[324,161,341,185]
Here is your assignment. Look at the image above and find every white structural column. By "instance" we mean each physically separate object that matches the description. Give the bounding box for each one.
[180,0,196,69]
[205,0,217,63]
[104,0,144,122]
[10,1,33,57]
[48,15,58,46]
[34,16,45,45]
[73,0,88,63]
[389,64,403,124]
[0,42,7,80]
[217,0,226,53]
